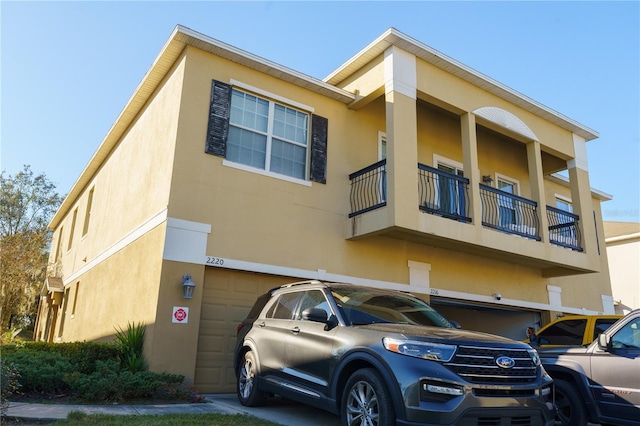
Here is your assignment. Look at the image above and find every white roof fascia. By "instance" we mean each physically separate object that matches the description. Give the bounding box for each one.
[50,25,354,228]
[547,173,612,201]
[325,27,599,142]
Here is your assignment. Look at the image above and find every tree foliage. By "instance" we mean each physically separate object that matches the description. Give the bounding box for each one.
[0,165,63,331]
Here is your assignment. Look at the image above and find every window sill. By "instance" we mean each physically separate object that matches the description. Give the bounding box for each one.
[222,160,312,187]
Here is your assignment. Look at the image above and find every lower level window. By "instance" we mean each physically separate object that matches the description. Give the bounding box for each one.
[227,89,309,180]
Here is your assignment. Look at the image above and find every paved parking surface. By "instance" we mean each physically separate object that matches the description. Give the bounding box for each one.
[207,394,340,425]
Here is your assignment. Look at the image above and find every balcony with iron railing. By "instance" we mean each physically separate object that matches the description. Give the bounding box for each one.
[348,161,586,265]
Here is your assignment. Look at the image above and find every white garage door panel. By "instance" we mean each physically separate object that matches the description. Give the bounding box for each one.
[193,268,291,393]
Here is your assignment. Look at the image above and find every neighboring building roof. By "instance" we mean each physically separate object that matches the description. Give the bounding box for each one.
[50,25,601,228]
[44,276,64,292]
[604,221,640,242]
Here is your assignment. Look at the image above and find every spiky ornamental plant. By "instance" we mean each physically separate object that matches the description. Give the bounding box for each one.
[114,322,148,373]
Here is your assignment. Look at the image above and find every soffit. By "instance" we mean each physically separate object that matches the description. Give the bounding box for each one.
[50,25,354,228]
[325,27,598,142]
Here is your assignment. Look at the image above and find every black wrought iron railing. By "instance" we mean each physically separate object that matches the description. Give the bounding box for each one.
[418,164,471,222]
[480,185,540,240]
[546,206,583,251]
[349,160,386,218]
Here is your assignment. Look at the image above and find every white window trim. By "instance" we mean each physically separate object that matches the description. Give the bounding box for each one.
[222,159,312,186]
[432,155,464,211]
[554,193,573,210]
[495,173,527,232]
[495,173,520,195]
[433,154,463,172]
[226,82,313,184]
[378,131,386,161]
[230,79,314,113]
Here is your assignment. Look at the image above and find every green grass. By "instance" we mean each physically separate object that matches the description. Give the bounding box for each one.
[53,412,284,425]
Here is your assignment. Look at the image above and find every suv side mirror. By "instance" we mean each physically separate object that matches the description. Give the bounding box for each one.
[597,333,610,350]
[302,308,338,330]
[302,307,329,322]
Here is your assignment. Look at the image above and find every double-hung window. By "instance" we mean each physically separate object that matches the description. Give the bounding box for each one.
[227,89,309,180]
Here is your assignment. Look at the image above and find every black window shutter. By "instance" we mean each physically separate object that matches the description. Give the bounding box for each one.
[310,114,328,184]
[205,80,232,157]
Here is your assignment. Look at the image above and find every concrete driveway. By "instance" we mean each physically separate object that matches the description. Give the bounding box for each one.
[206,393,340,426]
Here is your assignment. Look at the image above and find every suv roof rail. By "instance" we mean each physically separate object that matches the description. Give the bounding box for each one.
[280,280,323,288]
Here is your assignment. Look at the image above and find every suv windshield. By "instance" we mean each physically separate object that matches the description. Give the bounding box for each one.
[331,287,453,328]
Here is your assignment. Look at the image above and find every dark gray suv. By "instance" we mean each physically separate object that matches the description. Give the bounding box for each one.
[234,281,555,426]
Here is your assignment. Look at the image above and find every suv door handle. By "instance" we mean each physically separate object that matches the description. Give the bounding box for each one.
[291,326,300,334]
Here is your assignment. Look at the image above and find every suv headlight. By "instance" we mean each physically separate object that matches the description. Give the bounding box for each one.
[383,338,456,362]
[527,348,541,366]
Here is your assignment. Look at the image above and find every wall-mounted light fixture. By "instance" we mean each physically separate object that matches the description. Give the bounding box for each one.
[182,274,196,299]
[482,175,494,185]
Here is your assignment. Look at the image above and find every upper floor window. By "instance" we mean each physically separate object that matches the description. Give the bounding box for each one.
[205,80,328,184]
[496,176,520,227]
[67,208,78,251]
[82,187,94,237]
[555,196,573,213]
[228,89,309,180]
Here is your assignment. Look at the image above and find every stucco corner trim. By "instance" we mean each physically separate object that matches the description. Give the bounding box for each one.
[164,217,211,264]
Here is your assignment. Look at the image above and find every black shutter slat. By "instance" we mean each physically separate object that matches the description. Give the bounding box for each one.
[205,80,232,157]
[310,114,328,184]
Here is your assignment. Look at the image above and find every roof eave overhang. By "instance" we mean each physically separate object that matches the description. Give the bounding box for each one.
[50,25,354,228]
[324,27,599,142]
[547,173,612,201]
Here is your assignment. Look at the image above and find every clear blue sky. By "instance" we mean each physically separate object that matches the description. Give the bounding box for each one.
[2,1,639,222]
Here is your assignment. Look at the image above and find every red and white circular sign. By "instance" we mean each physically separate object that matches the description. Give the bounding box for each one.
[172,307,189,323]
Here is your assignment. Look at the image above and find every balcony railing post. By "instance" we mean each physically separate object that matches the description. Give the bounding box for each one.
[417,164,471,223]
[349,160,387,218]
[546,206,583,251]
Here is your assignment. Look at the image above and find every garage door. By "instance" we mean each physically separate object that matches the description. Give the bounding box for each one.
[431,299,541,341]
[193,268,292,393]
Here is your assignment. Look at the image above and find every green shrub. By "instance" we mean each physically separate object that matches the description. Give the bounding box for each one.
[2,336,193,403]
[1,360,21,418]
[66,359,192,403]
[4,348,74,393]
[2,341,119,374]
[114,322,148,373]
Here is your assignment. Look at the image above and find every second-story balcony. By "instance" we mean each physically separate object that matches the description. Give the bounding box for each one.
[348,161,588,275]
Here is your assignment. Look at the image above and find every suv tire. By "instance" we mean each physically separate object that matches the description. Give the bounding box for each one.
[554,378,587,426]
[237,350,265,407]
[341,368,394,426]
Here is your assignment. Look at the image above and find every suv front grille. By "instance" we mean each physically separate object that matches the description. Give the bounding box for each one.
[444,345,538,384]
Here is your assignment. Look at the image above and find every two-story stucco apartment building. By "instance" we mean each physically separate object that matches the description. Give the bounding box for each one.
[34,26,614,393]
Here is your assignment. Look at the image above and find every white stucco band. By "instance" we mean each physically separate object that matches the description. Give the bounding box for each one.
[408,260,431,289]
[163,217,212,264]
[601,295,615,314]
[384,46,416,99]
[568,134,589,171]
[547,285,562,308]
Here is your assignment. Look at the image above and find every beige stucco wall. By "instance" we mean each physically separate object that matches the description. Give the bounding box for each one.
[39,54,187,343]
[36,33,614,385]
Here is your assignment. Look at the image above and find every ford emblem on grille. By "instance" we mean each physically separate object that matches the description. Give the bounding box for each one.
[495,356,516,369]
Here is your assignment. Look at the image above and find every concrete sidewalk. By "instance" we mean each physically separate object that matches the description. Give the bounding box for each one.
[5,393,341,425]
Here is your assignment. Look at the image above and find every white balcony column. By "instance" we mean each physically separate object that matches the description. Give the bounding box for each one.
[526,140,549,242]
[567,134,599,259]
[384,46,418,229]
[461,112,482,229]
